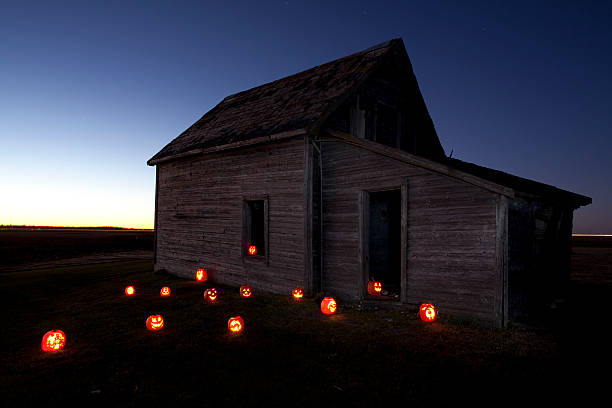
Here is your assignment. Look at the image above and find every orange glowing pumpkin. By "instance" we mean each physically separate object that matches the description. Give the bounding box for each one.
[160,286,171,297]
[292,287,304,300]
[228,316,244,334]
[419,303,437,322]
[41,330,66,352]
[321,297,337,315]
[204,288,218,302]
[248,245,257,256]
[146,314,164,331]
[195,268,208,282]
[367,280,382,296]
[240,285,252,298]
[125,286,135,296]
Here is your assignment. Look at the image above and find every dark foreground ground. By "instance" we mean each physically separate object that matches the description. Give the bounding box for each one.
[0,232,610,406]
[0,228,153,270]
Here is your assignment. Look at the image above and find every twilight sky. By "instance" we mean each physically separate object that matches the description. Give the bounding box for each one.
[1,1,610,233]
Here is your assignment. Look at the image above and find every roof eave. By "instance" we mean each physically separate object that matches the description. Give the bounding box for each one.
[323,129,516,198]
[147,128,308,166]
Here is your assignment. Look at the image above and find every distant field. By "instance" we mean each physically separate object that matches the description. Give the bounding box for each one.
[571,234,612,247]
[0,228,153,269]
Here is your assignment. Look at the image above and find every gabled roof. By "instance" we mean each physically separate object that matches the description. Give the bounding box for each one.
[148,39,404,165]
[324,129,591,207]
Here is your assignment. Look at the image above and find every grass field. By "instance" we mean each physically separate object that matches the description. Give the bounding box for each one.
[0,233,610,406]
[0,228,153,269]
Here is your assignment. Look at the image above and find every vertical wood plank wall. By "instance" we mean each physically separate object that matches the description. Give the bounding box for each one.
[507,197,574,321]
[321,141,501,325]
[155,138,305,294]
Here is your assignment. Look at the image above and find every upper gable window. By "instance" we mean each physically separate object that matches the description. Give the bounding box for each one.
[375,102,400,148]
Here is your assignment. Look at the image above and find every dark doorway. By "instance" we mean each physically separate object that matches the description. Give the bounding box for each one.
[368,189,401,296]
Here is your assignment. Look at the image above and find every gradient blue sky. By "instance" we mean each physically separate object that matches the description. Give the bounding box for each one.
[1,1,610,232]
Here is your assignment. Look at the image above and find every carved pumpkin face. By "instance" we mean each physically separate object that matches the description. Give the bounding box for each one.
[160,287,171,297]
[248,245,257,256]
[292,288,304,300]
[195,268,208,282]
[321,297,337,315]
[367,281,382,296]
[41,330,66,352]
[419,303,437,322]
[240,285,252,298]
[228,316,244,334]
[125,286,135,296]
[204,288,218,302]
[146,315,164,331]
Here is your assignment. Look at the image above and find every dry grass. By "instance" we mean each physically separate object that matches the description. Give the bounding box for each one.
[1,258,607,406]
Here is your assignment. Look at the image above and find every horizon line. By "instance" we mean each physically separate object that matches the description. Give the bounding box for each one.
[0,224,153,230]
[1,225,610,236]
[572,234,612,237]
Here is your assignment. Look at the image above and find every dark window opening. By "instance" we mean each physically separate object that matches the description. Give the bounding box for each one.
[244,200,266,257]
[376,103,399,148]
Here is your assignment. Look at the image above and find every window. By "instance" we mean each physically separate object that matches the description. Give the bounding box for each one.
[375,103,399,148]
[243,198,268,261]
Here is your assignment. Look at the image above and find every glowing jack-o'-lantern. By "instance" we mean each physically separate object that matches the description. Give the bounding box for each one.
[204,288,218,302]
[195,268,208,282]
[228,316,244,334]
[321,297,337,315]
[146,315,164,331]
[367,281,382,296]
[160,287,171,297]
[248,245,257,256]
[125,286,135,296]
[240,285,252,298]
[292,288,304,300]
[41,330,66,352]
[419,303,437,322]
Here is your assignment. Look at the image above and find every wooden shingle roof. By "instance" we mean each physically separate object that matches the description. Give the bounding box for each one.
[148,39,402,165]
[445,157,592,207]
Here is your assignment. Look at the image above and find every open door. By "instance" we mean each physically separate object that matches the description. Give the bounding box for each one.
[368,189,402,297]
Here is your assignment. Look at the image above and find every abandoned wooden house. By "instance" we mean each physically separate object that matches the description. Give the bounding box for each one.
[147,39,591,327]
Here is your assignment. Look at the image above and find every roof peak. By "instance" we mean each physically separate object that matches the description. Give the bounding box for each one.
[222,38,402,103]
[148,38,407,165]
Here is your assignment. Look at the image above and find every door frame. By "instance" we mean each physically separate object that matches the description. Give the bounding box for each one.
[359,182,408,302]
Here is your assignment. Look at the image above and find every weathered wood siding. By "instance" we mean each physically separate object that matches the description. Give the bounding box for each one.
[507,197,574,321]
[321,141,501,324]
[155,138,305,294]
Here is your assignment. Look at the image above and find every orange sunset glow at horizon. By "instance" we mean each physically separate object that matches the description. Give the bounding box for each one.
[0,186,154,230]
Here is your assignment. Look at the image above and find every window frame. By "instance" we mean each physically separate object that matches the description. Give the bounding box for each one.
[242,195,269,265]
